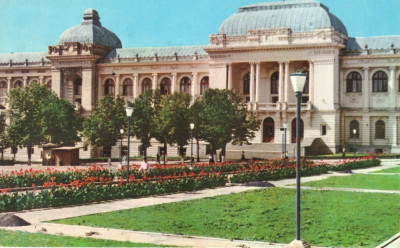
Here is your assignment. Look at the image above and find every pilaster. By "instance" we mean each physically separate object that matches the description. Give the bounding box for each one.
[284,61,290,102]
[363,67,370,109]
[152,73,158,90]
[250,62,255,102]
[115,74,120,97]
[227,63,232,90]
[255,62,261,102]
[278,62,284,102]
[172,72,177,93]
[192,72,198,97]
[133,74,139,98]
[389,66,396,107]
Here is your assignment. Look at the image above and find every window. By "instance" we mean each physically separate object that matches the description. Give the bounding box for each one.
[321,125,327,136]
[243,73,250,95]
[372,71,388,92]
[302,71,309,94]
[14,80,23,88]
[375,120,385,139]
[271,72,279,94]
[122,78,133,96]
[0,81,7,98]
[160,77,171,95]
[104,79,115,96]
[263,117,275,143]
[346,72,362,92]
[349,120,359,138]
[46,80,52,90]
[142,78,152,94]
[200,76,209,95]
[74,78,82,96]
[180,77,191,94]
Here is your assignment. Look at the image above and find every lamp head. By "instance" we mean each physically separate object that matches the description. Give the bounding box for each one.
[352,129,357,134]
[283,123,288,129]
[126,107,133,117]
[190,123,195,130]
[290,70,307,92]
[120,128,124,134]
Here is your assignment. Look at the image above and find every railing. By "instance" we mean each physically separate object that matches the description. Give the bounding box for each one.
[248,101,313,111]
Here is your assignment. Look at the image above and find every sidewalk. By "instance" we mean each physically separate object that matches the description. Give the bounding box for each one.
[1,160,399,247]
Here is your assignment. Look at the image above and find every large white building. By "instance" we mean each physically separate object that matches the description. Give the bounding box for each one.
[0,0,399,161]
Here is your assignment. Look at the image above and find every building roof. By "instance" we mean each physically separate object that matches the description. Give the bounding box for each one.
[0,52,49,64]
[58,9,122,49]
[345,36,400,51]
[105,45,208,61]
[218,0,348,36]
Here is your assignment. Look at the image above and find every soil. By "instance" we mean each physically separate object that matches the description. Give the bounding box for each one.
[0,214,30,226]
[243,181,275,187]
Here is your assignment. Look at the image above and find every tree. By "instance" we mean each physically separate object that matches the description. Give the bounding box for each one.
[198,89,260,161]
[189,97,205,162]
[6,83,83,165]
[130,90,156,158]
[82,95,125,165]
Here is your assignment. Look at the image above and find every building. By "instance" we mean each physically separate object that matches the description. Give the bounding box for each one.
[0,0,399,161]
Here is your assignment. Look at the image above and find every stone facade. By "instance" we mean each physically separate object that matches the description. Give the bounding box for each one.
[0,1,399,162]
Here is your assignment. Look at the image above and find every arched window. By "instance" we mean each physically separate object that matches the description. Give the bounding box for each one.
[263,117,275,143]
[122,78,133,96]
[375,120,385,139]
[271,72,279,94]
[243,73,250,95]
[291,118,304,143]
[46,80,52,90]
[200,76,209,95]
[180,77,191,94]
[74,78,82,96]
[346,72,362,93]
[29,79,39,86]
[301,71,309,103]
[142,78,152,94]
[160,77,171,95]
[104,79,115,96]
[349,120,359,138]
[0,81,7,98]
[372,71,388,92]
[14,80,23,88]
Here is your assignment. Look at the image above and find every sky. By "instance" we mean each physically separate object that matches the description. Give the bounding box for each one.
[0,0,399,53]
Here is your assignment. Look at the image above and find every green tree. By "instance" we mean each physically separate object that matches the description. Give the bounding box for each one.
[189,97,205,162]
[7,83,51,165]
[130,90,156,158]
[83,95,125,165]
[199,89,260,161]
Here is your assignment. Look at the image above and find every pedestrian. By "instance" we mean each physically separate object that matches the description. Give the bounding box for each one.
[241,151,246,161]
[156,153,160,165]
[139,157,150,173]
[209,154,214,163]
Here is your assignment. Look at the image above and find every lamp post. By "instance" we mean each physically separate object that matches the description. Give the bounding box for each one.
[290,70,307,243]
[190,123,194,167]
[125,107,133,181]
[120,128,124,165]
[353,129,357,159]
[280,123,288,159]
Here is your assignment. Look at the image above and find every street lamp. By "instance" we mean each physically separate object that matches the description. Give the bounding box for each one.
[290,70,307,244]
[125,107,134,181]
[353,129,357,159]
[120,128,124,165]
[190,123,194,167]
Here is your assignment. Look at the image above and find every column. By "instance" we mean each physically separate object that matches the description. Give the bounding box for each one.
[250,62,255,102]
[23,76,27,87]
[172,73,177,93]
[278,62,284,102]
[51,69,62,98]
[255,62,261,102]
[227,63,232,90]
[361,115,371,146]
[284,61,290,102]
[363,67,370,109]
[7,77,12,93]
[309,61,314,103]
[389,116,397,146]
[192,72,198,97]
[39,76,44,85]
[81,68,95,114]
[389,66,396,107]
[133,74,139,98]
[152,73,158,90]
[115,74,120,97]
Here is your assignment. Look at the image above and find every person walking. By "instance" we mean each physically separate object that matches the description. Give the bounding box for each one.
[139,157,150,174]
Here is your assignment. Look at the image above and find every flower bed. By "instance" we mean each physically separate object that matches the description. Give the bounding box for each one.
[325,156,381,171]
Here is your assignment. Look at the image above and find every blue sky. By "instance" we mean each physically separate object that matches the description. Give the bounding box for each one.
[0,0,399,53]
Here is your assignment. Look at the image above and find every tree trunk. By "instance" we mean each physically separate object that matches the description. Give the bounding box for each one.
[107,147,111,166]
[144,147,147,158]
[27,146,32,166]
[221,145,226,162]
[179,145,185,164]
[196,139,200,162]
[163,142,167,165]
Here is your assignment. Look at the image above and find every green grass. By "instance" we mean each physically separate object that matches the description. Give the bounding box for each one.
[302,174,400,191]
[307,153,399,159]
[0,229,167,247]
[371,167,400,173]
[51,188,400,247]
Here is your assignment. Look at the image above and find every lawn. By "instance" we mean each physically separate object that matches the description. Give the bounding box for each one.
[0,229,167,247]
[371,167,400,174]
[51,188,400,247]
[302,174,400,191]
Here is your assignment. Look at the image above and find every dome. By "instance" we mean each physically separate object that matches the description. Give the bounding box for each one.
[219,0,348,36]
[58,9,122,49]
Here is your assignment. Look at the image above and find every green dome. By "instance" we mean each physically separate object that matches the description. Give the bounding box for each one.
[219,0,348,36]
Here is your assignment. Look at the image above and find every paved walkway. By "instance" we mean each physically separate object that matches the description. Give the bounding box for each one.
[0,159,399,247]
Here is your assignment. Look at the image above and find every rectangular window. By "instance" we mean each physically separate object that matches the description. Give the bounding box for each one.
[321,125,327,136]
[272,96,279,103]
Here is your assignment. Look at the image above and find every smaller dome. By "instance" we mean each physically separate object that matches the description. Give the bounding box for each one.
[58,9,122,49]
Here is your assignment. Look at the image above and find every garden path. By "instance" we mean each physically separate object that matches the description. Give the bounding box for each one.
[1,159,399,247]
